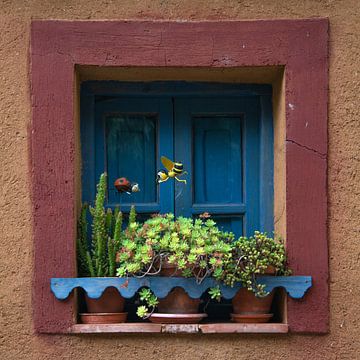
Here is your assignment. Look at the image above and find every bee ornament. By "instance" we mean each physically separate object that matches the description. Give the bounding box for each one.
[114,177,140,194]
[157,156,187,184]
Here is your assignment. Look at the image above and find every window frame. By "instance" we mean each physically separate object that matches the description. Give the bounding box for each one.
[31,19,328,333]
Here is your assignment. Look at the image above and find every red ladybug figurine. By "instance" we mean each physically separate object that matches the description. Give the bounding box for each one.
[114,177,140,194]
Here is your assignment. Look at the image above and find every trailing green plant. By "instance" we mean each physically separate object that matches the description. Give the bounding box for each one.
[221,231,291,297]
[136,288,159,318]
[76,172,124,277]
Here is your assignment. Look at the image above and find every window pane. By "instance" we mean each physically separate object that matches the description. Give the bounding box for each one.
[193,116,243,204]
[211,215,243,237]
[106,115,157,204]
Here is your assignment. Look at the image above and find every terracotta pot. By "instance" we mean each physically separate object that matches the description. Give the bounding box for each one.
[159,259,201,277]
[159,260,183,277]
[232,288,274,315]
[157,287,200,314]
[149,313,207,324]
[85,287,125,313]
[265,265,277,275]
[80,312,128,324]
[230,313,273,323]
[154,260,203,321]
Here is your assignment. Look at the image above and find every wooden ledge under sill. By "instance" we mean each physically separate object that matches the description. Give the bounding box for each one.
[70,323,288,334]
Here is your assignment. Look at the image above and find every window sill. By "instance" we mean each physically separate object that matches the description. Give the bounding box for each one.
[70,323,288,334]
[51,276,312,300]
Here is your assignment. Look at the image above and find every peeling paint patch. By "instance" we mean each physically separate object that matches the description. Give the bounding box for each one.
[162,324,199,333]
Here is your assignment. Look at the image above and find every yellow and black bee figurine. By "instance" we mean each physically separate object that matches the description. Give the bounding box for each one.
[157,156,187,184]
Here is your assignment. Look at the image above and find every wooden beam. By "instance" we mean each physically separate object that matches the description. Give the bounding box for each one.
[199,323,288,334]
[70,323,162,333]
[69,322,288,334]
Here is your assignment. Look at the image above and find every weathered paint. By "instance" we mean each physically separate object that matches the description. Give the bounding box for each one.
[30,19,328,334]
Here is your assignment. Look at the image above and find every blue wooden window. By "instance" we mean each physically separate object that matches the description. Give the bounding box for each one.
[81,82,274,237]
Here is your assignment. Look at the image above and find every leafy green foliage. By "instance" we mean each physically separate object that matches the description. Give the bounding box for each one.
[136,305,149,319]
[76,173,123,277]
[220,231,291,297]
[136,288,159,319]
[208,286,222,301]
[116,213,234,284]
[77,179,292,313]
[114,212,235,318]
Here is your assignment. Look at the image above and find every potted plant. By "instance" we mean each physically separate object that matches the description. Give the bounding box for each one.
[116,212,233,323]
[76,172,127,324]
[220,231,291,323]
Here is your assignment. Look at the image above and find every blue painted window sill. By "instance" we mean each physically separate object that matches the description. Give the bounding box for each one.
[51,276,311,334]
[51,276,311,301]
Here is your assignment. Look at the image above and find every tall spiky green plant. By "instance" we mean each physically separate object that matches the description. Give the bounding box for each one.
[108,211,124,276]
[76,203,95,277]
[90,173,108,276]
[76,172,123,277]
[113,210,123,250]
[129,205,137,225]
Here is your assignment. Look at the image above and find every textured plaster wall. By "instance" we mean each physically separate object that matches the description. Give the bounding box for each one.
[0,1,359,359]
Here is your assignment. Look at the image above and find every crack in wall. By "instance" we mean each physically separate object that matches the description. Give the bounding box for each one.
[286,139,326,159]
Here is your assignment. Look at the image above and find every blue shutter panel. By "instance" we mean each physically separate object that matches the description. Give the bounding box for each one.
[193,116,242,204]
[174,97,269,237]
[89,97,174,214]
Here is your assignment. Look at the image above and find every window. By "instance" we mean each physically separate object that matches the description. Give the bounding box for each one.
[81,82,274,238]
[31,19,328,333]
[80,82,275,324]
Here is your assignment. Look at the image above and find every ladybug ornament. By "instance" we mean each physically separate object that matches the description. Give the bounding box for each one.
[114,177,140,194]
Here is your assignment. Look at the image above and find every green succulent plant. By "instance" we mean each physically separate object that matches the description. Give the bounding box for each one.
[115,212,235,318]
[221,231,291,297]
[116,213,234,283]
[136,288,159,318]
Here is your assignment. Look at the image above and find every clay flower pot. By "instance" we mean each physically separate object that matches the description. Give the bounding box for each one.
[231,288,275,323]
[150,287,206,324]
[81,287,127,324]
[230,266,277,323]
[232,287,274,314]
[159,260,184,277]
[265,265,277,275]
[149,262,206,323]
[158,258,202,277]
[85,287,125,313]
[158,263,201,314]
[157,287,200,314]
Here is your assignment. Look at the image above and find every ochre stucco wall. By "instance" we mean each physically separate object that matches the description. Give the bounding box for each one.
[0,1,359,359]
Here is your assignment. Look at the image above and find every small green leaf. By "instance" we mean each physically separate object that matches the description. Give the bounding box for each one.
[136,306,148,319]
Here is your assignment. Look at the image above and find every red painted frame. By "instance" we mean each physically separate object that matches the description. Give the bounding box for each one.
[31,19,328,333]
